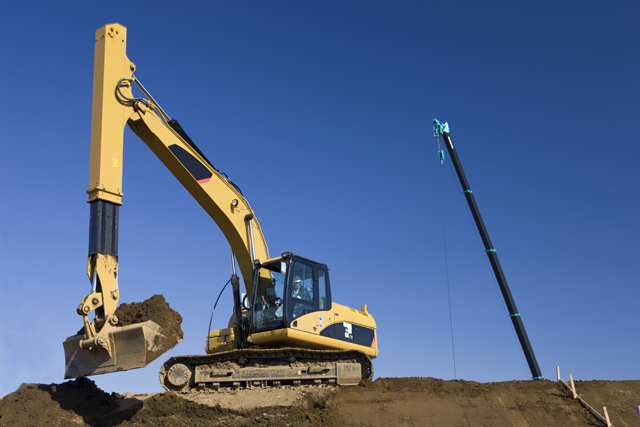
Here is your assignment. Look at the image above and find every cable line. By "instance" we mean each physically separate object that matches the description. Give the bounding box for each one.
[435,126,457,380]
[206,278,232,352]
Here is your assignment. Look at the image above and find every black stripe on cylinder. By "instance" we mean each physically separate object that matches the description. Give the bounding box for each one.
[88,200,119,256]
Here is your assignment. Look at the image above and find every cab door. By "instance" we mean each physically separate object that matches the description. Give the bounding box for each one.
[286,259,331,324]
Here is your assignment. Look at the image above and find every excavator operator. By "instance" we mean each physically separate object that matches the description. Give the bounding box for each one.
[291,276,311,300]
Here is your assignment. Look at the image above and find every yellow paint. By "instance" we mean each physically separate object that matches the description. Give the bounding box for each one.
[249,304,378,358]
[87,23,132,205]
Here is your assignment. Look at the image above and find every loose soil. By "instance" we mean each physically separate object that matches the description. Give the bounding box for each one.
[573,380,640,427]
[114,294,183,361]
[2,377,638,426]
[115,294,183,342]
[9,297,638,425]
[75,294,183,345]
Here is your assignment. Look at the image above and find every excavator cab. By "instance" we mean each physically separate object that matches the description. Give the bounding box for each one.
[251,254,331,333]
[244,253,377,360]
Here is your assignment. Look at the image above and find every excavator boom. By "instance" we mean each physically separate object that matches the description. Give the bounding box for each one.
[64,23,268,378]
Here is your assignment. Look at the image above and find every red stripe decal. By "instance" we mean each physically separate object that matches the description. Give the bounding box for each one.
[371,336,376,348]
[197,178,211,184]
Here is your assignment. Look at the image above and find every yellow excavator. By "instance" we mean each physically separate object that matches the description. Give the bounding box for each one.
[63,24,377,390]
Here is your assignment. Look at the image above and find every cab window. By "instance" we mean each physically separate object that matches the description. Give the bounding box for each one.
[287,261,331,321]
[252,265,285,331]
[290,262,314,319]
[318,268,328,310]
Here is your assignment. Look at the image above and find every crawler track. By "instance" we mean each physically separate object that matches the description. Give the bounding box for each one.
[159,347,372,392]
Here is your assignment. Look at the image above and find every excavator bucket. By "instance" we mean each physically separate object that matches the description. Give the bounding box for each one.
[63,321,179,379]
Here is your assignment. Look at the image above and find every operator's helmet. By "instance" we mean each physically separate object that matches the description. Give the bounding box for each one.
[293,275,301,284]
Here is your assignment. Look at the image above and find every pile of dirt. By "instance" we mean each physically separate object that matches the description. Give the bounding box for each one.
[114,294,183,360]
[573,380,640,427]
[115,294,183,341]
[180,384,334,411]
[330,377,606,426]
[0,378,138,427]
[74,294,183,341]
[0,378,336,427]
[2,377,638,426]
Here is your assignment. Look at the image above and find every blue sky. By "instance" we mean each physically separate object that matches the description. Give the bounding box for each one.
[1,1,638,395]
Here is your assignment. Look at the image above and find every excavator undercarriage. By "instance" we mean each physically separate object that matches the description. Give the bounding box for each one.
[160,348,372,391]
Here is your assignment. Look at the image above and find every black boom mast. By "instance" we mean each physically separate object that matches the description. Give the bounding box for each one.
[434,119,543,380]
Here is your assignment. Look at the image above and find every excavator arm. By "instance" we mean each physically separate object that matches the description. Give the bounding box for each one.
[126,91,269,287]
[64,23,268,378]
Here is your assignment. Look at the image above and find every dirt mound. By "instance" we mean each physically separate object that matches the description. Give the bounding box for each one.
[0,378,139,427]
[3,377,637,426]
[180,384,334,411]
[115,294,183,341]
[119,392,335,427]
[74,294,183,345]
[0,378,337,427]
[114,294,184,360]
[331,377,606,426]
[574,380,640,427]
